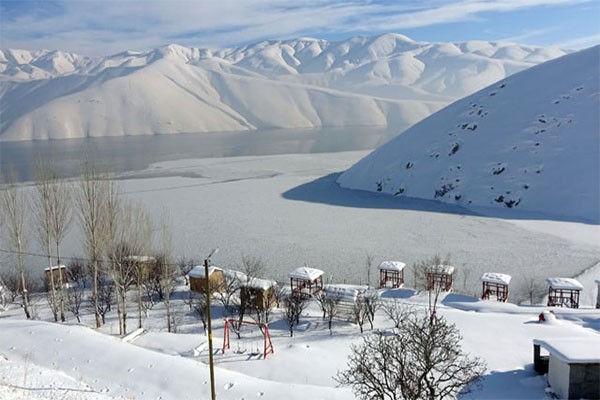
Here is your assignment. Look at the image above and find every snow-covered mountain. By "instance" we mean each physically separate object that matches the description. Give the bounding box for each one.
[338,46,600,224]
[0,34,568,141]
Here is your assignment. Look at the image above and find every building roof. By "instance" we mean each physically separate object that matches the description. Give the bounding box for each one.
[546,277,584,290]
[241,277,277,290]
[44,264,66,271]
[427,264,454,275]
[323,285,360,302]
[480,272,512,285]
[123,255,156,263]
[378,261,406,272]
[289,267,324,281]
[533,338,600,364]
[188,265,221,279]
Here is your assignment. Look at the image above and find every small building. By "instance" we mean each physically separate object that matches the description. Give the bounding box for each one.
[481,272,511,302]
[240,278,277,311]
[426,264,454,292]
[533,337,600,399]
[378,261,406,288]
[595,279,600,309]
[289,267,324,298]
[44,265,68,290]
[188,265,225,294]
[546,278,583,309]
[122,255,157,280]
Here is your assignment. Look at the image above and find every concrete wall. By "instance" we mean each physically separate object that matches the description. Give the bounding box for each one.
[569,363,600,399]
[548,355,570,399]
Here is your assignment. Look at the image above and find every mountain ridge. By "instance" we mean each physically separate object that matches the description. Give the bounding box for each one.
[0,33,569,141]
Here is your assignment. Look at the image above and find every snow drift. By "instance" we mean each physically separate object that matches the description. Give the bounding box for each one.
[0,34,567,141]
[338,46,600,224]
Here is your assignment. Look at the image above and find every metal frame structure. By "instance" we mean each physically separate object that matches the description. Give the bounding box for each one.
[222,318,274,359]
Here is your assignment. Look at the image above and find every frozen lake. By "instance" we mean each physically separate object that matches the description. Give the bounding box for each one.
[0,125,403,182]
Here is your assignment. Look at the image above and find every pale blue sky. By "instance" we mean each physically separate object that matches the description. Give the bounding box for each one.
[1,0,598,56]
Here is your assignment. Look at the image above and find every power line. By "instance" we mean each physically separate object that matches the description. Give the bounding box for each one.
[0,247,189,268]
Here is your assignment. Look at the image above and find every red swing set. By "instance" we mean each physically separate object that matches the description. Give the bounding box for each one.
[222,318,274,359]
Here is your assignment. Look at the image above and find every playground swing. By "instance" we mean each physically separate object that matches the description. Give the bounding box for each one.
[222,318,274,359]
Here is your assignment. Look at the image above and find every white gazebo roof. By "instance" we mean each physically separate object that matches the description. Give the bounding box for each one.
[427,264,454,275]
[188,265,221,279]
[533,338,600,364]
[481,272,512,285]
[378,261,406,272]
[289,267,324,281]
[546,277,584,290]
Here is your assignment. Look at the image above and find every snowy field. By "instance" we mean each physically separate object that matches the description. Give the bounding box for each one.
[1,150,599,399]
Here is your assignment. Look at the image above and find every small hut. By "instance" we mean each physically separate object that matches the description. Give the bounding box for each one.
[122,255,156,280]
[546,278,583,309]
[44,265,68,290]
[378,261,406,288]
[595,279,600,309]
[426,264,454,292]
[188,265,225,294]
[240,278,277,311]
[289,267,324,298]
[533,337,600,399]
[481,273,511,302]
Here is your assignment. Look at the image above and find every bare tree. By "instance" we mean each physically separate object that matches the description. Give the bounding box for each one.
[314,291,328,319]
[32,160,60,322]
[324,293,341,335]
[363,291,379,330]
[283,294,308,337]
[32,158,72,322]
[352,295,368,334]
[365,253,375,289]
[382,299,415,329]
[1,170,32,319]
[66,283,85,323]
[518,270,545,305]
[215,271,241,319]
[74,160,111,328]
[156,213,175,332]
[336,310,486,400]
[190,292,208,332]
[66,259,87,289]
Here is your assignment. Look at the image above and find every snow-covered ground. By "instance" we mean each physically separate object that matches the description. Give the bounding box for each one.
[1,150,599,399]
[1,287,598,400]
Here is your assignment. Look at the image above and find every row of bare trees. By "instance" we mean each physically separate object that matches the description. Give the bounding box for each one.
[0,158,177,335]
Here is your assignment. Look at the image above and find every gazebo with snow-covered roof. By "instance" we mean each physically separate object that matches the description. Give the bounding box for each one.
[481,272,511,302]
[289,267,324,298]
[546,277,583,309]
[378,261,406,288]
[426,264,454,292]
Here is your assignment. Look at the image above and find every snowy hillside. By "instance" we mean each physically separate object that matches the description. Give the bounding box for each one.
[0,34,567,141]
[338,46,600,224]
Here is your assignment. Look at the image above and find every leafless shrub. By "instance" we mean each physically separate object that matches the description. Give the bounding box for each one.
[336,309,486,400]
